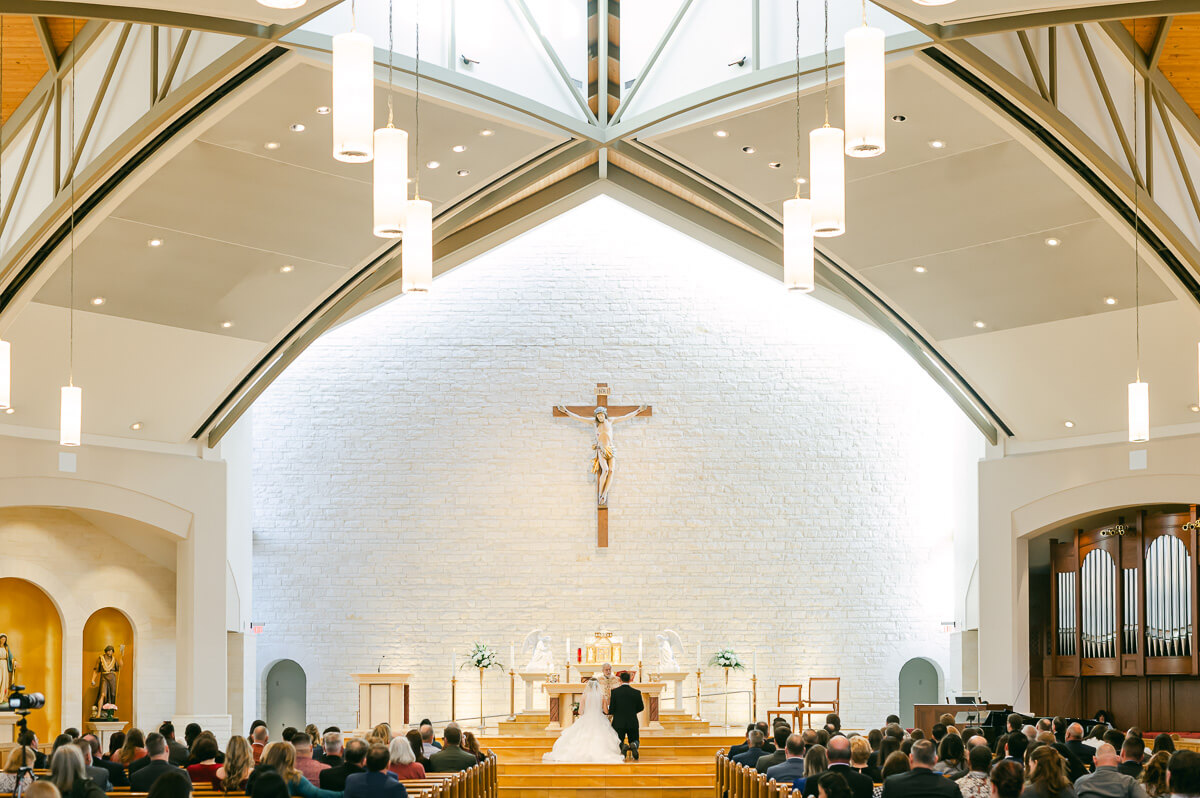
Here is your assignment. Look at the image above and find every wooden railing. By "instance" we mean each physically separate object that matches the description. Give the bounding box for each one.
[4,755,499,798]
[715,752,805,798]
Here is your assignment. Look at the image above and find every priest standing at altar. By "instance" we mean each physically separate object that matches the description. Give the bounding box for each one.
[596,664,620,712]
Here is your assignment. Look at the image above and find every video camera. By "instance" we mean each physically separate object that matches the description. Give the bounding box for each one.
[2,684,46,713]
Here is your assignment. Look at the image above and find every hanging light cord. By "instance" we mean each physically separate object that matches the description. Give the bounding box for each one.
[386,0,394,127]
[1133,20,1141,383]
[68,17,77,389]
[414,0,422,201]
[823,0,830,127]
[793,0,800,198]
[351,0,356,30]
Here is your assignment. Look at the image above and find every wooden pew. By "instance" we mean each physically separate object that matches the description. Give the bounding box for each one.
[714,752,805,798]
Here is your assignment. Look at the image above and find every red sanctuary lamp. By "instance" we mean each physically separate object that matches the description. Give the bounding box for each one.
[577,648,582,662]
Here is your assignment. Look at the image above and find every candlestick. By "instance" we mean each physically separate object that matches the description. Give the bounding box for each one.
[451,676,457,722]
[508,668,516,721]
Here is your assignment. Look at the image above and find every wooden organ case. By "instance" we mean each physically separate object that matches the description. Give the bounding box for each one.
[1036,506,1200,729]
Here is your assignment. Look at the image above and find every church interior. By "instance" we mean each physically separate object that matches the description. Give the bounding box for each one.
[2,1,1200,797]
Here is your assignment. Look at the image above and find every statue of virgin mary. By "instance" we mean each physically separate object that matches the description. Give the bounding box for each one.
[0,634,14,698]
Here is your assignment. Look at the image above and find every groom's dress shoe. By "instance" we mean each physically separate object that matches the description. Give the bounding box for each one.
[620,743,628,757]
[631,743,639,761]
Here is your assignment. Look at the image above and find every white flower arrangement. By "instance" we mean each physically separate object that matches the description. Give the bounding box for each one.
[708,648,744,670]
[464,642,503,670]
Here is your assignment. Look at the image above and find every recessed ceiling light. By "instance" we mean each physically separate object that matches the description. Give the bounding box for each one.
[257,0,306,8]
[973,320,986,329]
[912,0,957,5]
[279,264,294,273]
[714,130,728,138]
[1045,237,1061,247]
[90,297,105,306]
[891,114,907,122]
[1104,296,1117,305]
[264,141,281,150]
[3,408,12,415]
[451,145,467,153]
[221,321,234,329]
[768,162,781,169]
[742,146,756,154]
[1191,404,1200,413]
[457,169,470,177]
[479,129,494,137]
[315,105,331,115]
[794,177,807,185]
[289,123,306,133]
[427,160,440,168]
[928,139,947,149]
[913,265,926,273]
[1064,420,1075,428]
[148,238,163,247]
[129,422,143,431]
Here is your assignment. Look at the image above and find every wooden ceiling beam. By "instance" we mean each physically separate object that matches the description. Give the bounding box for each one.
[1148,15,1174,69]
[31,15,57,71]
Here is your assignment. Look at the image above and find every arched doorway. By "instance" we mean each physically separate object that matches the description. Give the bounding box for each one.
[82,609,135,728]
[265,660,306,738]
[0,578,63,741]
[899,657,939,729]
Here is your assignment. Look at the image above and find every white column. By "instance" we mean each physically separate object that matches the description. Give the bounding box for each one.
[175,501,231,737]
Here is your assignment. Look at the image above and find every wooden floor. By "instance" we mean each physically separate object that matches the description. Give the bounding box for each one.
[480,725,742,798]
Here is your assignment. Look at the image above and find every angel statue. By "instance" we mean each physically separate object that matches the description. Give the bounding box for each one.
[521,630,555,672]
[656,630,683,672]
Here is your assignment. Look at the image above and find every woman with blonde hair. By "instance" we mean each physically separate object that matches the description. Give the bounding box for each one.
[1141,750,1171,798]
[849,735,879,781]
[303,727,323,760]
[47,746,105,798]
[368,724,392,746]
[1021,745,1075,798]
[213,736,253,792]
[0,746,35,793]
[792,744,828,794]
[259,742,339,798]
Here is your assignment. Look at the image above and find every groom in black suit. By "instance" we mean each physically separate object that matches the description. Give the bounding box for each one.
[606,671,644,760]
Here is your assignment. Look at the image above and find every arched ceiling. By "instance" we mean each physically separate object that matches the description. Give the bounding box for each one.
[0,0,1196,454]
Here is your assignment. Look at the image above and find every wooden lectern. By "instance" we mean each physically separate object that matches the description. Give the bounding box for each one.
[352,673,412,730]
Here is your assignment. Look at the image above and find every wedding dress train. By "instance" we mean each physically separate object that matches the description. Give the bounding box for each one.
[542,680,626,764]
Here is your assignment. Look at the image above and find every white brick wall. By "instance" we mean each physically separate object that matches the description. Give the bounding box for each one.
[0,508,176,734]
[251,197,981,732]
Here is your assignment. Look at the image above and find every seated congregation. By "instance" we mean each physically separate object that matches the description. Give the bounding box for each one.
[718,711,1200,798]
[1,719,493,798]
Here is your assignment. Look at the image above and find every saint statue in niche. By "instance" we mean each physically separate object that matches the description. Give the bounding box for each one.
[91,645,124,709]
[0,634,15,697]
[554,405,649,507]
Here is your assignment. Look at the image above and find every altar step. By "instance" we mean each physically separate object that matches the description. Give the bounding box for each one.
[497,712,711,735]
[496,759,715,798]
[480,733,741,762]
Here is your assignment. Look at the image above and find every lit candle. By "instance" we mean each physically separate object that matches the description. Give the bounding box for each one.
[510,643,515,671]
[753,649,758,674]
[696,642,702,670]
[451,653,456,678]
[566,637,571,664]
[638,635,643,662]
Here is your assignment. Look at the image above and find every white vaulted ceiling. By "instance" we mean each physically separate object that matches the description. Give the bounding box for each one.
[0,0,1197,450]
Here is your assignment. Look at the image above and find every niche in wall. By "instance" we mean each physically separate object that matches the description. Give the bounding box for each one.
[0,578,63,741]
[81,608,135,728]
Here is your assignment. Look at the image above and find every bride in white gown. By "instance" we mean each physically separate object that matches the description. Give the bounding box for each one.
[542,678,626,763]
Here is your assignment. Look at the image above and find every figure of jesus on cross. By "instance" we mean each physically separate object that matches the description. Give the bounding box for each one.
[554,384,652,547]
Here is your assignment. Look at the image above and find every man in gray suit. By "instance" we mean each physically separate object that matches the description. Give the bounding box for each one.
[766,734,807,784]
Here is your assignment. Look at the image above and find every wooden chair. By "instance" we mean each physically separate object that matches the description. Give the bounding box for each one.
[766,683,804,728]
[797,676,840,728]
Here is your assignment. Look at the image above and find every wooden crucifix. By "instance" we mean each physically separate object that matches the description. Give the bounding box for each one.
[553,383,652,547]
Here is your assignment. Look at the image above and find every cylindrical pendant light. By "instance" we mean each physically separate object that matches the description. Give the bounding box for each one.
[1128,380,1149,443]
[402,199,433,292]
[373,127,408,237]
[810,126,845,237]
[783,198,814,292]
[332,30,375,163]
[844,25,885,158]
[60,385,81,446]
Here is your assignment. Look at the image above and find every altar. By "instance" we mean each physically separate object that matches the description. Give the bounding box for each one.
[543,682,665,731]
